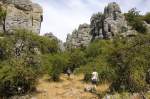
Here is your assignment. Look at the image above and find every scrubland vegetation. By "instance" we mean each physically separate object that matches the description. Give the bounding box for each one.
[0,8,150,98]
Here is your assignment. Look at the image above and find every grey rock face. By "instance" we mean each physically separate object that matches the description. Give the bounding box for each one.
[0,0,43,34]
[90,12,104,40]
[5,0,33,11]
[66,2,138,49]
[103,2,128,39]
[104,2,121,18]
[66,23,92,49]
[91,2,136,40]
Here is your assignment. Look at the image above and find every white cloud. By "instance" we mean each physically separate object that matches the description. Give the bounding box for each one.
[33,0,150,42]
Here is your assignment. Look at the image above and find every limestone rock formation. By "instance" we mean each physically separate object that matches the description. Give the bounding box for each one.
[103,2,128,39]
[90,2,137,40]
[65,23,92,49]
[66,2,137,49]
[0,0,43,34]
[90,12,104,40]
[4,0,33,11]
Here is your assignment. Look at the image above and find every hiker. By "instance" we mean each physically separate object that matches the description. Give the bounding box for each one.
[66,67,71,78]
[91,69,99,88]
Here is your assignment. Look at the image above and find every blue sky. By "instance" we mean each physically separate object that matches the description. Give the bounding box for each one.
[33,0,150,42]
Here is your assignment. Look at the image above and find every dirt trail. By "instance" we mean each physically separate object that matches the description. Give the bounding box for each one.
[32,74,109,99]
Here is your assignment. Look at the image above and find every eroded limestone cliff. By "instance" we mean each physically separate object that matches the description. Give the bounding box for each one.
[0,0,43,34]
[66,2,138,49]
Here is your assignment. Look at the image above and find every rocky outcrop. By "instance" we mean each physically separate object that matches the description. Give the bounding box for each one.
[103,2,128,38]
[91,2,137,40]
[44,33,65,51]
[90,12,104,40]
[0,0,43,34]
[65,23,92,49]
[66,2,138,49]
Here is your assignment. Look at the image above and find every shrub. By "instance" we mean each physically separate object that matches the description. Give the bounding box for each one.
[78,40,117,83]
[125,8,147,33]
[110,34,150,92]
[68,49,86,71]
[86,40,114,58]
[0,63,36,96]
[0,38,13,60]
[0,30,49,96]
[49,54,69,81]
[13,30,59,54]
[85,40,102,58]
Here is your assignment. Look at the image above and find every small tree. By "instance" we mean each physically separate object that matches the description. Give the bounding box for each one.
[0,61,36,96]
[125,8,147,33]
[68,49,86,71]
[110,34,150,92]
[50,54,68,81]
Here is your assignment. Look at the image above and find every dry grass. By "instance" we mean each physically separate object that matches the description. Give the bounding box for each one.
[31,74,150,99]
[31,74,109,99]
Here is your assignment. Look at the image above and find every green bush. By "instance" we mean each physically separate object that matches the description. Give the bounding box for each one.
[77,40,117,83]
[49,54,69,81]
[85,40,102,58]
[68,49,86,71]
[13,30,59,54]
[0,30,52,96]
[125,8,147,33]
[0,38,13,60]
[0,62,36,96]
[110,34,150,92]
[78,34,150,93]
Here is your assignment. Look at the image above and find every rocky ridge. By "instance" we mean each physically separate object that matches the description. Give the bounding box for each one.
[66,2,138,49]
[0,0,43,34]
